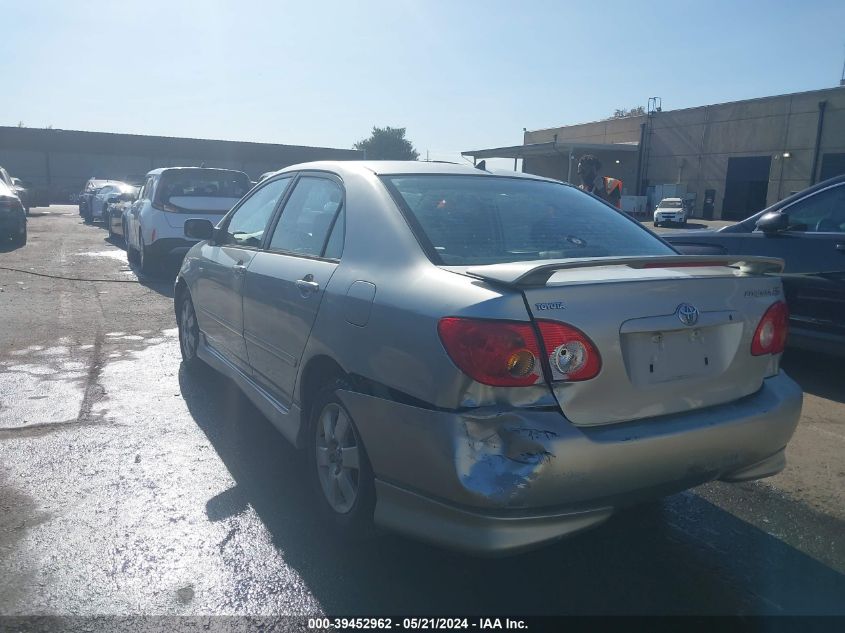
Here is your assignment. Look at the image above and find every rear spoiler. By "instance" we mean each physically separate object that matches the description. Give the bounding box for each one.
[465,255,785,287]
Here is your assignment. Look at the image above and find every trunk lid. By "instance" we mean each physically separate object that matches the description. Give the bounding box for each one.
[465,256,785,426]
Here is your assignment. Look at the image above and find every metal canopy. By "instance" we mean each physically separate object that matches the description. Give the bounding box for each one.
[461,141,639,160]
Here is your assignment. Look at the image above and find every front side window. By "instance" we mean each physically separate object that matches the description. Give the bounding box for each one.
[268,177,343,257]
[222,177,292,247]
[385,175,674,265]
[780,184,845,233]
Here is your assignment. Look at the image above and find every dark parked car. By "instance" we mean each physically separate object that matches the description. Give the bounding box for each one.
[11,178,32,214]
[0,180,27,247]
[663,175,845,356]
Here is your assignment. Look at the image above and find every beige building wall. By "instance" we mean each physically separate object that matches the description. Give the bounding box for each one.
[522,86,845,219]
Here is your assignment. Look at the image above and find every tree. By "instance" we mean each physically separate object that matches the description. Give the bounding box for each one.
[608,106,646,119]
[16,121,25,128]
[354,126,419,160]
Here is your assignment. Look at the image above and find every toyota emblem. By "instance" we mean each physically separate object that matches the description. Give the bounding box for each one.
[676,303,699,326]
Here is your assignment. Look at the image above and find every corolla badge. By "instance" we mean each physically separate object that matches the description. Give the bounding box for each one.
[676,303,699,326]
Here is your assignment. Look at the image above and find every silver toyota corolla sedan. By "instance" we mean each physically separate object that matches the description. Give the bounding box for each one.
[174,161,802,555]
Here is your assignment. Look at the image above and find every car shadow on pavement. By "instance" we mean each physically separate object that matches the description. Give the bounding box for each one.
[178,366,845,616]
[782,350,845,404]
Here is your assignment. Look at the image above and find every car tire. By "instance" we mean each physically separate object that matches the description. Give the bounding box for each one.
[138,233,160,277]
[653,221,659,227]
[12,223,26,247]
[127,232,140,264]
[307,380,376,538]
[177,293,205,371]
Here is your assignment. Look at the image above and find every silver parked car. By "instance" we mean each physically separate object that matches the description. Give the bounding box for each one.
[174,161,802,555]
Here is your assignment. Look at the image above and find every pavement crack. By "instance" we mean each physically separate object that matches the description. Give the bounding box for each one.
[76,329,106,425]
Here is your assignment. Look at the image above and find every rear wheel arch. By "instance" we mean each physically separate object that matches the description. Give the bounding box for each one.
[298,355,349,428]
[174,278,189,318]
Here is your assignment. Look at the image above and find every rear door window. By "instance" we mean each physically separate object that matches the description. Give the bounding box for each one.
[267,177,343,258]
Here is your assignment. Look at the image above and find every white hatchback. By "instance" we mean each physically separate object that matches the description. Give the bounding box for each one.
[653,197,687,227]
[124,167,251,275]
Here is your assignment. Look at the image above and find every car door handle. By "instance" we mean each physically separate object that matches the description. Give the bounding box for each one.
[233,262,247,275]
[296,276,320,296]
[835,242,845,252]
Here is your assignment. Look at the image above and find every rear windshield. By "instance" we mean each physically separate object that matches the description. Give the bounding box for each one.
[156,169,250,208]
[384,175,673,265]
[658,199,683,208]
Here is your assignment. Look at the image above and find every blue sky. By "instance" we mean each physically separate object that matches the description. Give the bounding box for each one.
[2,0,844,166]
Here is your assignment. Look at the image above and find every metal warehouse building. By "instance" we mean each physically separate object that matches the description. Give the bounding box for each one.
[464,86,845,220]
[0,126,361,203]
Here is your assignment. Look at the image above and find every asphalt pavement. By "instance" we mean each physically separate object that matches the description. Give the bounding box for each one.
[1,208,843,617]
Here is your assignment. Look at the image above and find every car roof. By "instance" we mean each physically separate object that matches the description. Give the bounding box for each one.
[269,160,561,183]
[145,166,249,176]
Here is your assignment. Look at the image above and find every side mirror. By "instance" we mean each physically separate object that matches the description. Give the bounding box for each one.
[184,218,215,241]
[756,211,789,235]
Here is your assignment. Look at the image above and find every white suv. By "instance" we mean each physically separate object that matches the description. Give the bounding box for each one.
[653,197,687,227]
[125,167,251,275]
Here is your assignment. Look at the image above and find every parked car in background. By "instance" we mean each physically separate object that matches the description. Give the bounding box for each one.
[0,180,27,247]
[125,167,250,275]
[11,178,32,214]
[174,161,801,555]
[79,178,120,220]
[663,175,845,356]
[88,182,135,224]
[105,185,139,241]
[653,197,687,227]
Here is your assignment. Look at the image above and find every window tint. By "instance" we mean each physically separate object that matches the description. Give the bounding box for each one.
[385,175,673,265]
[782,184,845,233]
[268,177,343,257]
[223,177,292,247]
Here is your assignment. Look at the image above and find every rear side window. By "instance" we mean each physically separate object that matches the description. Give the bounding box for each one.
[268,177,343,258]
[384,175,673,265]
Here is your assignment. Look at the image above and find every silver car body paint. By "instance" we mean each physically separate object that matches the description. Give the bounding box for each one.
[177,161,802,554]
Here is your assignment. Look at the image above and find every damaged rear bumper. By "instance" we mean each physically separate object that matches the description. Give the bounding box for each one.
[338,372,802,555]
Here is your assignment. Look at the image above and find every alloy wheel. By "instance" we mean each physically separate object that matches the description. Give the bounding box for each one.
[315,403,361,514]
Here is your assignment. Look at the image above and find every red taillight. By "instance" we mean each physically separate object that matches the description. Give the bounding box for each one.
[751,301,789,356]
[437,318,543,387]
[437,317,602,386]
[537,320,602,381]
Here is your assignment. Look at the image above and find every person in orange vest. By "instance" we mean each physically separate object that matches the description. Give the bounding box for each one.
[577,154,623,209]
